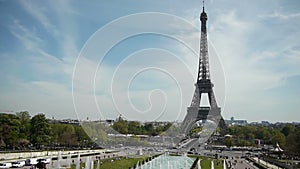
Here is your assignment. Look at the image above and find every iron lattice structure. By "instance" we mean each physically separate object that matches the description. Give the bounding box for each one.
[181,5,225,135]
[190,6,217,109]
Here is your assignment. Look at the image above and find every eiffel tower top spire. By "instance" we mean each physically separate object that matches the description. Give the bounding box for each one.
[200,0,207,33]
[197,0,210,82]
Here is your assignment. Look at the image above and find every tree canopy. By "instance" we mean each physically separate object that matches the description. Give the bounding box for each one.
[112,120,172,136]
[0,112,94,150]
[226,124,300,156]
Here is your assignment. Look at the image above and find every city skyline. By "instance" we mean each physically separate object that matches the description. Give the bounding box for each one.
[0,0,300,122]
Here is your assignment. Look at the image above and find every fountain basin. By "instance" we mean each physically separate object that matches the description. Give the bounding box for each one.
[139,154,195,169]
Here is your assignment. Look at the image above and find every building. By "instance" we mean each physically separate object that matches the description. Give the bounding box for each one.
[225,117,248,126]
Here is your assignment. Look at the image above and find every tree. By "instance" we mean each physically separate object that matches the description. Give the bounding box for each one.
[16,111,31,140]
[61,125,77,146]
[30,114,51,147]
[247,133,255,140]
[271,131,286,147]
[112,121,128,134]
[285,128,300,155]
[0,113,21,149]
[74,125,92,146]
[144,123,154,135]
[281,124,295,137]
[128,121,141,134]
[16,111,30,121]
[225,137,234,148]
[190,126,203,137]
[51,123,78,146]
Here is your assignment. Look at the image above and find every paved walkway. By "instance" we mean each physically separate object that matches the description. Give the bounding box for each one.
[253,157,282,169]
[16,151,122,169]
[227,158,258,169]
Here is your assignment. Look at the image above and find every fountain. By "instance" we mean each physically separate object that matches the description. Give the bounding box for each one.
[57,151,62,169]
[85,156,90,169]
[67,153,71,168]
[49,152,53,168]
[96,160,100,169]
[197,159,201,169]
[90,157,94,169]
[138,153,195,169]
[76,154,80,169]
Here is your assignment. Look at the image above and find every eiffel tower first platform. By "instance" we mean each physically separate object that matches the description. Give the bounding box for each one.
[181,3,226,136]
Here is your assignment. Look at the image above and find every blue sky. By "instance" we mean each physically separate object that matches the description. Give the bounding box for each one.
[0,0,299,122]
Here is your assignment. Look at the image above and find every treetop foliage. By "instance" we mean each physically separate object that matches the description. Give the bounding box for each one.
[0,112,93,150]
[226,125,300,156]
[112,120,172,136]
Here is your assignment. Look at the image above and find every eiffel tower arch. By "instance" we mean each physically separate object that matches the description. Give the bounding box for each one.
[181,3,226,137]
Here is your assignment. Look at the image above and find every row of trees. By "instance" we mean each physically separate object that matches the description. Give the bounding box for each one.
[0,112,93,150]
[112,120,172,136]
[224,124,300,156]
[0,112,173,150]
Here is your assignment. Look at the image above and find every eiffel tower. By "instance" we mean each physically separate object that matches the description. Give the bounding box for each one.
[181,2,226,136]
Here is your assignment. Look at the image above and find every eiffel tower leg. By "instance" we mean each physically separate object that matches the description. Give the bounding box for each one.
[218,117,227,135]
[208,91,212,106]
[208,90,217,108]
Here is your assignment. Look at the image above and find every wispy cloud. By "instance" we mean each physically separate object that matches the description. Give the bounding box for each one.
[205,5,300,121]
[1,0,299,122]
[18,1,58,36]
[259,11,300,20]
[8,18,65,78]
[9,19,44,51]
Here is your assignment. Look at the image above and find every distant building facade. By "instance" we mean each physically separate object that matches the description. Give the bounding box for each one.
[225,117,248,126]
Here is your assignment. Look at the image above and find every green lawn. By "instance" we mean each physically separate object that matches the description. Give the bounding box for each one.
[199,158,224,169]
[187,155,225,169]
[99,157,147,169]
[70,156,148,169]
[70,155,225,169]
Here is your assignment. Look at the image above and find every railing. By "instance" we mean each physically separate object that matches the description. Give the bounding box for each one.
[263,157,296,169]
[246,157,268,169]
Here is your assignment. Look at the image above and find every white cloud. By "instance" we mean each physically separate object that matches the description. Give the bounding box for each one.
[203,7,300,121]
[9,19,44,51]
[19,1,58,36]
[259,11,300,20]
[0,80,74,119]
[2,0,300,122]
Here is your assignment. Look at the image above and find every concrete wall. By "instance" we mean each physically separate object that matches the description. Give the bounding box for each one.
[0,149,104,162]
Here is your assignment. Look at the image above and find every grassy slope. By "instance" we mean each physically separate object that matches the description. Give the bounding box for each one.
[70,155,225,169]
[100,157,147,169]
[200,158,224,169]
[71,156,147,169]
